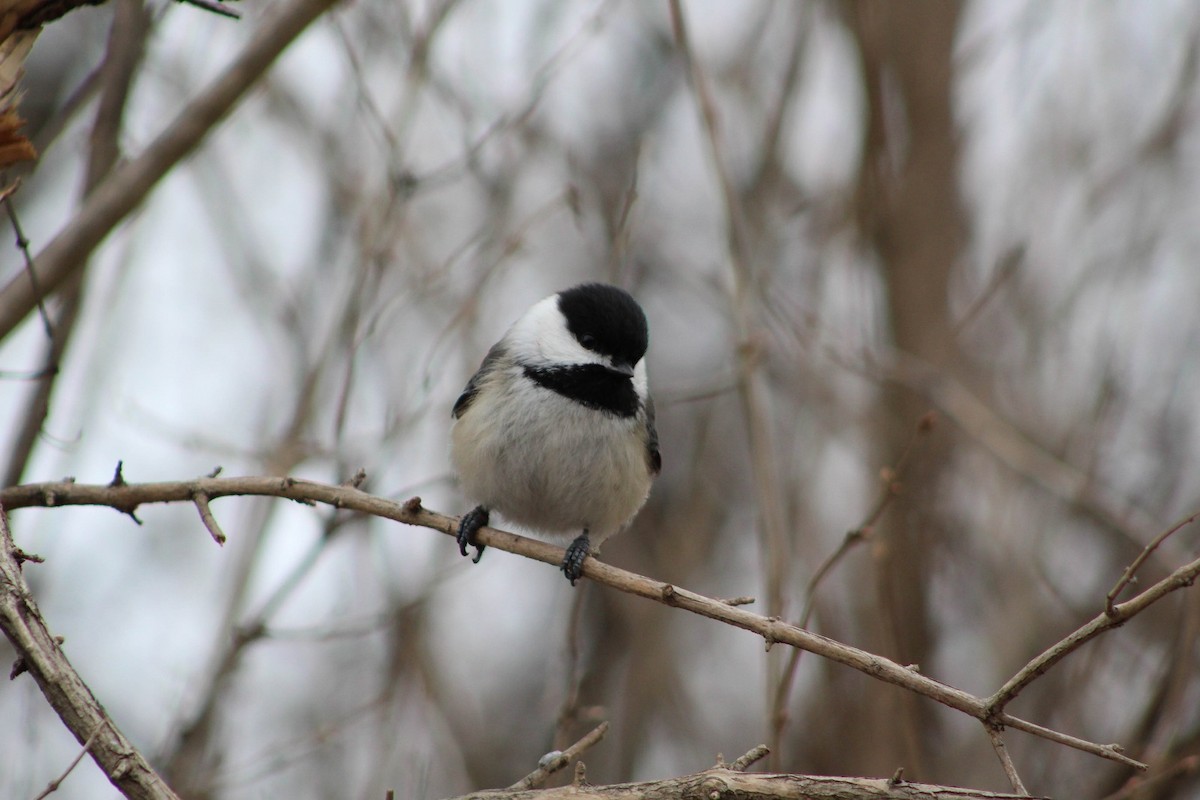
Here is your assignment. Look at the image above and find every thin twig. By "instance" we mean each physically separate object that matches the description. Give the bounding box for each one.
[0,474,1160,771]
[770,413,935,758]
[176,0,241,19]
[986,726,1029,796]
[729,744,771,772]
[3,188,52,340]
[31,722,105,800]
[668,0,793,736]
[192,491,226,545]
[508,721,609,791]
[0,0,342,340]
[1106,509,1200,615]
[1101,755,1200,800]
[553,583,590,750]
[988,515,1200,714]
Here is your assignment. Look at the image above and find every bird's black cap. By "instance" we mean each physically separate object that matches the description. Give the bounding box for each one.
[557,283,649,369]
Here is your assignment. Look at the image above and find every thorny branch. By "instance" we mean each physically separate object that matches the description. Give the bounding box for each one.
[2,473,1184,775]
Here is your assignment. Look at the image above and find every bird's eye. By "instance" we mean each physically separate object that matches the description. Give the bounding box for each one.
[579,334,597,350]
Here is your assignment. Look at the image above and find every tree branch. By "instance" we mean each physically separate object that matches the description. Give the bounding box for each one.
[0,0,340,340]
[0,506,180,800]
[507,721,609,791]
[451,765,1046,800]
[0,473,1154,772]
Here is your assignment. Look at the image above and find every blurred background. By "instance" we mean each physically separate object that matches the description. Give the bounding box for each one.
[1,0,1199,797]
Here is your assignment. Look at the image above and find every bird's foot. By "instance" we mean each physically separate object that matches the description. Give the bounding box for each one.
[561,532,591,585]
[457,506,489,563]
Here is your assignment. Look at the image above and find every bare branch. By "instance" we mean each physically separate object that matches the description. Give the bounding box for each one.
[0,0,341,341]
[987,726,1029,796]
[508,722,609,791]
[988,535,1200,714]
[31,722,103,800]
[771,412,936,757]
[191,491,226,545]
[454,768,1047,800]
[1106,509,1200,615]
[0,506,180,800]
[0,475,1152,770]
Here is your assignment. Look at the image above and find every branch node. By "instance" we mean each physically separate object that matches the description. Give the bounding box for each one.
[206,465,223,478]
[889,767,905,786]
[9,654,27,679]
[15,547,44,565]
[572,760,587,786]
[661,584,678,604]
[109,461,126,488]
[763,618,779,651]
[720,595,755,607]
[344,468,367,488]
[402,496,423,514]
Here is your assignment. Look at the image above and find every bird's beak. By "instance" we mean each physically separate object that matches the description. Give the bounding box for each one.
[611,359,635,378]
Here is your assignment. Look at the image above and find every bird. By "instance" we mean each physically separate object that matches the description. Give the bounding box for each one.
[450,282,660,585]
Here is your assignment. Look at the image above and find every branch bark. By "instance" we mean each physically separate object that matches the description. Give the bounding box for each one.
[0,474,1153,772]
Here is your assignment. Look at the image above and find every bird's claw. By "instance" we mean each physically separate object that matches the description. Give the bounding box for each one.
[561,533,591,585]
[457,506,489,563]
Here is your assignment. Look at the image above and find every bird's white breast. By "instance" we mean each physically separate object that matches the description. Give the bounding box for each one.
[450,364,652,545]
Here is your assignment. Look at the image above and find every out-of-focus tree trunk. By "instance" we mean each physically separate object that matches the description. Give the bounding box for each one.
[836,0,965,780]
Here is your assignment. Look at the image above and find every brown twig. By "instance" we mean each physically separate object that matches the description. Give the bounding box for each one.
[1106,509,1200,615]
[0,506,181,800]
[552,583,590,750]
[729,744,771,772]
[668,0,793,736]
[0,474,1156,771]
[986,544,1200,716]
[1101,755,1200,800]
[31,722,104,800]
[769,412,935,759]
[986,726,1029,796]
[192,491,226,545]
[508,722,610,791]
[0,0,341,341]
[2,186,52,340]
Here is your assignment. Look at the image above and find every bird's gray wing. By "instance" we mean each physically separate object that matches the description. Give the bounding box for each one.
[452,341,507,419]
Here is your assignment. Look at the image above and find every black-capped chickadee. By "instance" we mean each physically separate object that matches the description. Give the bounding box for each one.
[451,282,661,584]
